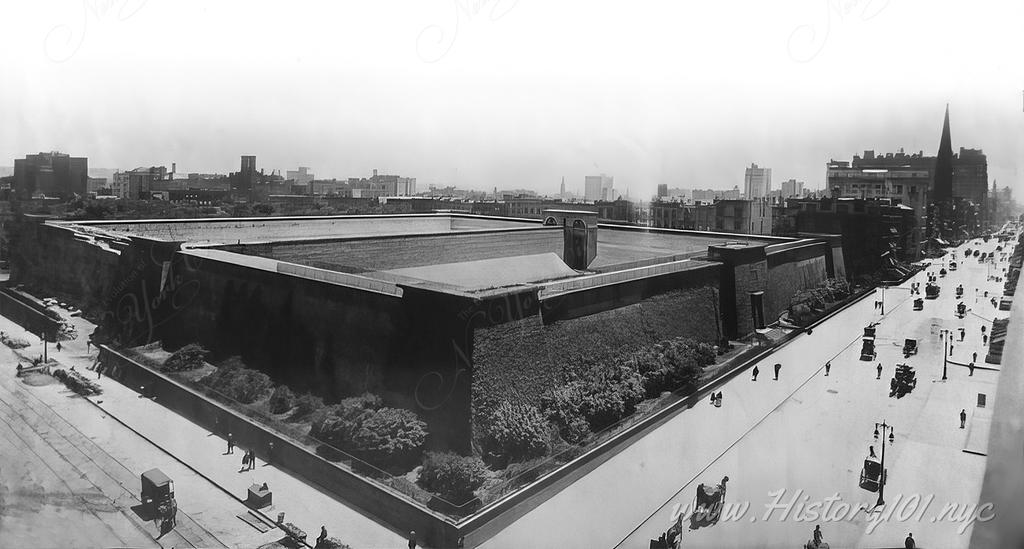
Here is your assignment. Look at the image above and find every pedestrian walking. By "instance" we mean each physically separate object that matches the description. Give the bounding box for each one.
[972,351,978,363]
[969,362,975,376]
[97,365,102,379]
[227,433,234,454]
[869,445,876,458]
[905,532,915,548]
[876,363,883,380]
[56,341,62,352]
[240,451,248,472]
[86,340,90,352]
[267,442,274,464]
[248,449,256,470]
[825,361,831,376]
[752,365,759,381]
[984,334,989,345]
[774,363,781,380]
[710,392,716,405]
[960,409,967,429]
[982,325,987,334]
[408,530,417,549]
[959,328,965,341]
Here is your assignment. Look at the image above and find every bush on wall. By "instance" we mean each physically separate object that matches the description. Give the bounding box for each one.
[418,451,489,503]
[481,401,549,463]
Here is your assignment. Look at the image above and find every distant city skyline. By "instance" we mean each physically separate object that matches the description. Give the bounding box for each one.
[2,1,1022,198]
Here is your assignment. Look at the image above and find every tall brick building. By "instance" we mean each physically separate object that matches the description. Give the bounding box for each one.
[13,151,88,199]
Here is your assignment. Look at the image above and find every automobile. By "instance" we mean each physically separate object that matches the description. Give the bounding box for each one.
[859,457,887,493]
[913,297,924,310]
[903,339,918,358]
[949,262,958,271]
[973,249,980,257]
[860,337,877,361]
[141,468,177,530]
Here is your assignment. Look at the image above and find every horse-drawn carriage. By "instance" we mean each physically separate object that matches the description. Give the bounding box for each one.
[691,476,729,529]
[650,476,729,547]
[890,363,917,398]
[141,468,177,532]
[925,283,940,299]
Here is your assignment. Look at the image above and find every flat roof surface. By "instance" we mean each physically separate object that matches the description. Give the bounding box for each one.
[591,228,773,268]
[382,253,579,291]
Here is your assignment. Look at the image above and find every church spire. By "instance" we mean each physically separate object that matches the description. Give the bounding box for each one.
[933,103,954,204]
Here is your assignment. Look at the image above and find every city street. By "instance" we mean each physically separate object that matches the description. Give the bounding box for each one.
[481,235,1018,549]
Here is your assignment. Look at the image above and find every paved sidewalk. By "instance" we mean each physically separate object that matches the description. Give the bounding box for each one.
[2,311,411,549]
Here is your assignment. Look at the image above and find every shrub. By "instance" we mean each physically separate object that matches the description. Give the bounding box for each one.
[350,408,428,466]
[578,364,645,431]
[540,383,591,444]
[268,385,296,414]
[419,452,489,503]
[164,343,207,372]
[482,401,549,462]
[202,363,274,404]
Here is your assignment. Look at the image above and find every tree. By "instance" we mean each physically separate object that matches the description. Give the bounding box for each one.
[481,401,549,462]
[202,363,274,404]
[419,452,489,503]
[290,392,324,420]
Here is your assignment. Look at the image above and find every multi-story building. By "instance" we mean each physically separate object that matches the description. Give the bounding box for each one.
[693,186,741,202]
[650,200,693,230]
[780,179,804,198]
[584,174,614,202]
[788,197,917,278]
[690,199,773,235]
[86,177,109,195]
[743,163,771,199]
[13,151,88,199]
[127,166,169,200]
[656,184,668,199]
[827,160,930,258]
[286,167,314,186]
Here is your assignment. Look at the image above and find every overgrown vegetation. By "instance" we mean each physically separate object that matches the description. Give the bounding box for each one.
[787,278,852,326]
[162,343,207,372]
[199,359,274,404]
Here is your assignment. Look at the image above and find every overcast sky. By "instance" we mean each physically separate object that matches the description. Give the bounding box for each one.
[2,0,1023,198]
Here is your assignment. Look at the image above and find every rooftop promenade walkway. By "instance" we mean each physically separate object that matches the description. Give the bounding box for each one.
[0,312,409,549]
[481,235,1016,549]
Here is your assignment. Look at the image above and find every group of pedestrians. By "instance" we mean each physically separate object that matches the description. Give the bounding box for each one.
[226,434,259,471]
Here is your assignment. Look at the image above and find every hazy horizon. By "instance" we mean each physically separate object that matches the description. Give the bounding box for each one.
[3,1,1022,198]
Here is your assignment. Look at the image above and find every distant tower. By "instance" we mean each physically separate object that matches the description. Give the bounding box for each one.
[241,155,256,176]
[560,177,566,199]
[933,104,954,204]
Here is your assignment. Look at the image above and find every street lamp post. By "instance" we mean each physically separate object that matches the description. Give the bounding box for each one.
[874,421,896,507]
[939,329,949,381]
